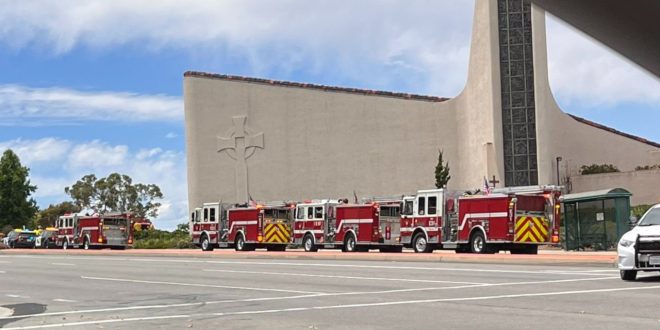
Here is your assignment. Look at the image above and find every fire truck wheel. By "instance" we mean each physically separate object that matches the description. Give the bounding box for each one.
[62,240,68,250]
[303,234,318,252]
[83,239,90,250]
[412,233,430,253]
[201,235,214,251]
[343,234,357,252]
[469,231,491,254]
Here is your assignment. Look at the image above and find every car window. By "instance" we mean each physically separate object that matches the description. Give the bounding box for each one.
[639,208,660,226]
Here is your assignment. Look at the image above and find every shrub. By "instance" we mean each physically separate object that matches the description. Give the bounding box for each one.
[632,204,653,219]
[635,164,660,171]
[579,164,620,175]
[132,226,194,249]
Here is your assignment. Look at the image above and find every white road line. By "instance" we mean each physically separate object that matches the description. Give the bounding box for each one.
[52,298,76,303]
[203,269,487,285]
[0,276,620,321]
[50,263,75,266]
[0,270,5,273]
[81,276,327,295]
[203,260,614,276]
[6,284,659,328]
[6,294,29,298]
[2,314,190,330]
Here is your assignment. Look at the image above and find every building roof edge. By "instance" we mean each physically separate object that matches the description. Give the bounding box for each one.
[184,71,449,102]
[568,114,660,148]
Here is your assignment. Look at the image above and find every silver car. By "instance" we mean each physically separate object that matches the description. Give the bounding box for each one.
[618,204,660,281]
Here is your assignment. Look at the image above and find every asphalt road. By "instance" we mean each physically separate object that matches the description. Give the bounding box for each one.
[1,253,659,329]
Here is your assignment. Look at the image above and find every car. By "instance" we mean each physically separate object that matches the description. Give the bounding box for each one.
[35,228,59,249]
[3,231,20,248]
[618,204,660,281]
[11,231,38,248]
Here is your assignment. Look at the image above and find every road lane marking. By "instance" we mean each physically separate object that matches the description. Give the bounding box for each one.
[2,314,190,330]
[5,283,660,328]
[201,260,614,276]
[0,276,620,321]
[0,270,5,273]
[52,298,76,303]
[203,269,487,285]
[6,294,29,298]
[81,276,327,294]
[50,263,75,266]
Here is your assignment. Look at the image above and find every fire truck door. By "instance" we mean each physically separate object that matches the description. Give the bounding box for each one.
[443,199,458,242]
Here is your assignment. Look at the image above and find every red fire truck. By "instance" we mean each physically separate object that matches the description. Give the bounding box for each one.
[56,212,134,250]
[292,199,404,252]
[191,202,295,252]
[400,186,561,254]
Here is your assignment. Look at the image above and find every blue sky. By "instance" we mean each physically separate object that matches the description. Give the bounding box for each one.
[0,1,658,230]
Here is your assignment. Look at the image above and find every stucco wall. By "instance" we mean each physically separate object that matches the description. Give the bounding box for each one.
[571,170,660,205]
[185,76,462,208]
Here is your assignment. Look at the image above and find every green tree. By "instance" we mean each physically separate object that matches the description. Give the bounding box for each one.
[35,201,81,228]
[65,173,163,219]
[0,149,38,230]
[434,149,451,188]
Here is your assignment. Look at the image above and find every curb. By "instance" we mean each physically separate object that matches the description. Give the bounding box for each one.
[0,249,618,268]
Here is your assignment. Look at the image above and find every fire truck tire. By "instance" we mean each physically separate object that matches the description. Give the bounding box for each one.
[62,240,68,250]
[343,234,357,252]
[303,234,318,252]
[620,270,637,281]
[412,233,431,253]
[469,231,492,254]
[234,234,255,252]
[83,239,90,250]
[201,235,214,251]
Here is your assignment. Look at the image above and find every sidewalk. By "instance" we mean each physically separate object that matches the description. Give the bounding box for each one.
[0,248,618,267]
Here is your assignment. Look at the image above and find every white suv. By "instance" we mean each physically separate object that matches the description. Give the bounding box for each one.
[618,204,660,281]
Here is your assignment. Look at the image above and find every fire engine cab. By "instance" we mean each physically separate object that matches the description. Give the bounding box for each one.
[401,186,561,254]
[293,199,404,252]
[56,213,134,250]
[191,201,295,252]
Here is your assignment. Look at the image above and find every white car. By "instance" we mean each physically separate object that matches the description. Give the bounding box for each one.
[618,204,660,281]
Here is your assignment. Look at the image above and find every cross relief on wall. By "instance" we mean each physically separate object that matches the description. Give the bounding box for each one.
[217,115,264,203]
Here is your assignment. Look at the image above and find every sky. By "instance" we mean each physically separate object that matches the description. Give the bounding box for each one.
[0,1,658,230]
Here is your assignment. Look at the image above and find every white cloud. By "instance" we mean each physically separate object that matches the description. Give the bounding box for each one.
[0,84,182,125]
[0,137,71,165]
[546,15,660,108]
[0,137,188,230]
[0,0,475,96]
[165,132,178,139]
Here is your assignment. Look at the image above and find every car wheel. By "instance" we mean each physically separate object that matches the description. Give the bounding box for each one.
[620,269,637,281]
[303,234,318,252]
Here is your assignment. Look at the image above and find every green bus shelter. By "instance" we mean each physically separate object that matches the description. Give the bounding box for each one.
[560,188,632,251]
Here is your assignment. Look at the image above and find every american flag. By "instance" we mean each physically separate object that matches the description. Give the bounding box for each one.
[483,177,492,195]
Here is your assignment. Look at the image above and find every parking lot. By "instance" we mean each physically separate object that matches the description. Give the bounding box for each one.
[1,252,660,329]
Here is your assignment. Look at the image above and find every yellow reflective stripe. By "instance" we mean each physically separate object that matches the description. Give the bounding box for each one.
[532,217,548,236]
[516,216,527,228]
